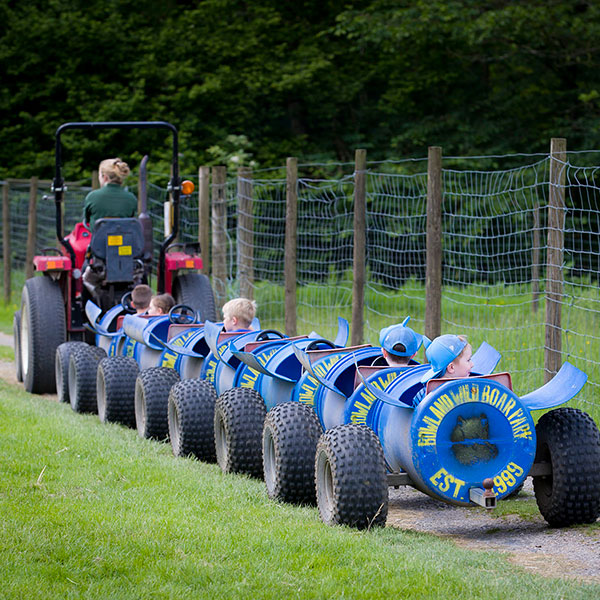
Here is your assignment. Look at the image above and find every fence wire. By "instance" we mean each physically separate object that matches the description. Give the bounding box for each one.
[2,150,599,418]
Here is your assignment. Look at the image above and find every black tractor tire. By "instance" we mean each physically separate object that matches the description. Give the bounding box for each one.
[134,367,181,440]
[20,276,66,393]
[13,310,23,383]
[533,407,600,527]
[97,356,140,427]
[315,424,388,529]
[263,401,323,505]
[214,388,266,477]
[55,342,88,403]
[168,378,218,461]
[68,344,107,413]
[172,273,217,322]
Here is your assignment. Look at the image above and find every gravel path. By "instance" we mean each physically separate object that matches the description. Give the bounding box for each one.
[1,330,598,584]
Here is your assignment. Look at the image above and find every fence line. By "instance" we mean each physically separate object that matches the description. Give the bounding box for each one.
[1,144,599,421]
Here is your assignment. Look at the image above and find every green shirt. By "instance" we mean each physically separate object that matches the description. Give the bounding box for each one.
[83,183,138,229]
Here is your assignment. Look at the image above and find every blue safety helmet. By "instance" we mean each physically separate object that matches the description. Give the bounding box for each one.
[379,316,429,358]
[420,334,468,383]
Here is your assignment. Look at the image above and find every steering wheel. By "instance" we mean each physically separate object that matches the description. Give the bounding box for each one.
[120,291,136,313]
[168,304,199,325]
[305,338,337,351]
[256,329,285,341]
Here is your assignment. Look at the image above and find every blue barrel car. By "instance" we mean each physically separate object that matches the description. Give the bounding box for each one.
[313,358,600,529]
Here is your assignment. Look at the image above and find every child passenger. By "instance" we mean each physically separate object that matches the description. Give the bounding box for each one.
[378,317,429,366]
[222,298,257,332]
[147,293,176,316]
[131,284,152,314]
[413,334,473,406]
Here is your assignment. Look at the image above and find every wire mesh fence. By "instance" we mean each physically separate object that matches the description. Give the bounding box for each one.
[2,148,599,419]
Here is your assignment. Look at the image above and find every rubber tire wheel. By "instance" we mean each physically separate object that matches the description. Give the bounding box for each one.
[533,407,600,527]
[55,342,88,403]
[13,310,23,383]
[68,344,107,413]
[315,424,388,529]
[97,356,140,426]
[263,401,323,505]
[172,273,217,322]
[168,379,218,461]
[20,276,66,393]
[135,367,181,440]
[214,388,266,477]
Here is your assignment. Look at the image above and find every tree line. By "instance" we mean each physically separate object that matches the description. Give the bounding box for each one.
[2,0,600,180]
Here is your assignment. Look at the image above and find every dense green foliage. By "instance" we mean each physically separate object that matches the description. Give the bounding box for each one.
[2,1,600,179]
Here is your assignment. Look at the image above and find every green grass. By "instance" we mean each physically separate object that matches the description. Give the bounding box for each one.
[1,378,599,599]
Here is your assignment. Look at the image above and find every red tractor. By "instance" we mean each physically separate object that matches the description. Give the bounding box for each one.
[14,121,216,394]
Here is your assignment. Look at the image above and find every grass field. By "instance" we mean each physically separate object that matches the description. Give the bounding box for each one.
[1,377,599,599]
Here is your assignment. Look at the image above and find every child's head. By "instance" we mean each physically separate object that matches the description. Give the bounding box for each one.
[379,317,428,366]
[148,293,176,316]
[222,297,257,331]
[131,284,152,313]
[420,334,473,383]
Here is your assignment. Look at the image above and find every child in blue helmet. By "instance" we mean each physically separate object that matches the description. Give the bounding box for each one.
[412,334,474,406]
[378,317,429,366]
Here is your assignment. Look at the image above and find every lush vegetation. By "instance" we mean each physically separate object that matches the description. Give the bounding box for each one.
[2,1,600,180]
[1,377,599,599]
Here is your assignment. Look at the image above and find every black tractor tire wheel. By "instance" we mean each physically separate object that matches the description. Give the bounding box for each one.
[134,367,181,440]
[168,378,218,461]
[68,344,107,413]
[97,356,139,427]
[315,424,388,529]
[263,401,323,505]
[55,342,88,403]
[533,407,600,527]
[20,276,66,393]
[214,388,266,477]
[13,310,23,383]
[172,273,217,322]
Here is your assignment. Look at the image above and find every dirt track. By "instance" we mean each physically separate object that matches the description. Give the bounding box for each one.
[1,331,599,585]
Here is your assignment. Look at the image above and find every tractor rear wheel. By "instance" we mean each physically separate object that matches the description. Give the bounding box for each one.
[20,276,66,393]
[214,388,266,477]
[68,344,107,413]
[315,424,388,529]
[168,378,218,461]
[172,273,217,322]
[134,367,181,440]
[56,342,87,403]
[13,310,22,383]
[263,402,322,505]
[97,356,139,426]
[533,407,600,527]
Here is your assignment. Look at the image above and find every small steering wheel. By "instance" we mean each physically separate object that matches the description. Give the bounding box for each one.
[120,291,136,313]
[305,338,337,351]
[256,329,285,341]
[168,304,198,325]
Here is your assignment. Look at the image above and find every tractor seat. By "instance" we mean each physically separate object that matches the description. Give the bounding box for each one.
[89,218,145,283]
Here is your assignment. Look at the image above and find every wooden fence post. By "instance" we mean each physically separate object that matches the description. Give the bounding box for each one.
[211,166,228,310]
[237,167,254,300]
[545,138,567,381]
[92,170,99,190]
[352,149,367,346]
[198,166,210,275]
[425,146,443,340]
[285,158,298,336]
[2,183,11,304]
[25,176,39,280]
[531,203,540,313]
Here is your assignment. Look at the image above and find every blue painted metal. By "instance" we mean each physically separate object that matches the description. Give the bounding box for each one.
[519,362,587,410]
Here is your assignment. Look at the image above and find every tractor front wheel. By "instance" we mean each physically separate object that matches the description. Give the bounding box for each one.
[172,273,217,322]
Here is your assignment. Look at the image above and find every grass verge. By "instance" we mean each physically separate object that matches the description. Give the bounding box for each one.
[1,378,599,599]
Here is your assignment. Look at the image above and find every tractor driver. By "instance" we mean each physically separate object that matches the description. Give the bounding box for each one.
[83,158,138,230]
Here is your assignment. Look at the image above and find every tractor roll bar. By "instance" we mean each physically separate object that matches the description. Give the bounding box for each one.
[53,121,182,291]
